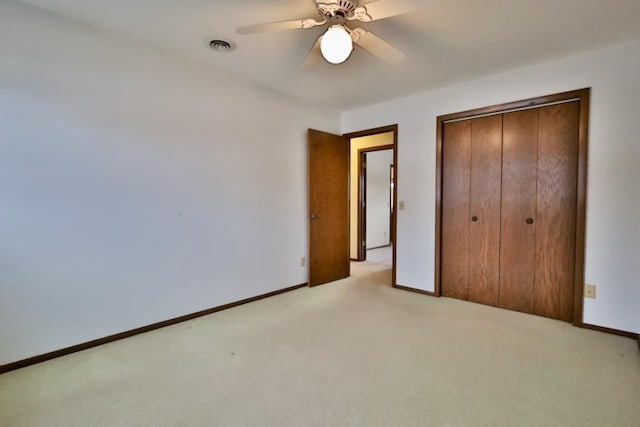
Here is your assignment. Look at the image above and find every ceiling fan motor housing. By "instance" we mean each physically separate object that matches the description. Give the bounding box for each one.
[317,0,358,20]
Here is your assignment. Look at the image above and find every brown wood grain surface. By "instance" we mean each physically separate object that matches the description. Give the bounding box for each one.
[534,102,580,321]
[468,115,503,306]
[308,129,350,286]
[499,109,539,314]
[436,89,589,324]
[441,121,471,299]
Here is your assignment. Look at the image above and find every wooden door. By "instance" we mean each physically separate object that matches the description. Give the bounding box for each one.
[308,129,350,287]
[499,109,540,314]
[441,116,502,303]
[498,104,579,321]
[359,151,367,258]
[467,115,503,306]
[437,89,588,324]
[441,120,472,299]
[533,102,579,321]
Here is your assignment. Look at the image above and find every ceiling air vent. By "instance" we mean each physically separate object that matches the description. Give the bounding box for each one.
[209,39,234,52]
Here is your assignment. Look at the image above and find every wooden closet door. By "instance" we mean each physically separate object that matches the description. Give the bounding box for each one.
[499,109,539,314]
[441,121,471,299]
[439,91,586,323]
[533,102,580,321]
[468,115,503,306]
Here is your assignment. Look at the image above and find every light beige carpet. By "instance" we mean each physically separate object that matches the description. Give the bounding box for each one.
[1,258,639,426]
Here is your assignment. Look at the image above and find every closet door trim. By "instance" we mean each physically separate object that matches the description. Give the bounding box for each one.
[435,88,590,326]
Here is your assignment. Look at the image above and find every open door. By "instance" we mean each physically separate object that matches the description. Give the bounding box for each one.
[308,129,350,286]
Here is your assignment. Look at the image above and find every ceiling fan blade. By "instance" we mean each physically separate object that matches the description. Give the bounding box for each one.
[237,18,326,35]
[350,28,405,65]
[302,36,323,71]
[351,0,423,22]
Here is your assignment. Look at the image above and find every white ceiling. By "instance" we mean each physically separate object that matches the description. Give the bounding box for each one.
[17,0,640,110]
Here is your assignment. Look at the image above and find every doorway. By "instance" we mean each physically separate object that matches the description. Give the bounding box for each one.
[357,147,394,256]
[307,125,398,287]
[345,125,398,286]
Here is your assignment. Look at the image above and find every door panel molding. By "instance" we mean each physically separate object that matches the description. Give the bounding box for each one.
[435,88,590,326]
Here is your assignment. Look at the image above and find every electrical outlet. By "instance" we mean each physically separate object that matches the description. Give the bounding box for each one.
[585,284,596,299]
[300,257,306,267]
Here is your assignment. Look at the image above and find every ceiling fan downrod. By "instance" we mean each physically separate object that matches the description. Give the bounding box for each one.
[317,1,358,20]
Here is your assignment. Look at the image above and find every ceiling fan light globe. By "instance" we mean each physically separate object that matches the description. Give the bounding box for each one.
[320,25,353,64]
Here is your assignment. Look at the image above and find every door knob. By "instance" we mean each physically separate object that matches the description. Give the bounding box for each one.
[310,214,319,220]
[471,216,478,222]
[526,218,534,224]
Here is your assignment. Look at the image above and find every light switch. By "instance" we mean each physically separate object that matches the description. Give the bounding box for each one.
[399,201,405,210]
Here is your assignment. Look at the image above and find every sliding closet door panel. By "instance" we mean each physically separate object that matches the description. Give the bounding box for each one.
[534,102,579,321]
[500,109,539,313]
[441,121,471,299]
[468,115,503,306]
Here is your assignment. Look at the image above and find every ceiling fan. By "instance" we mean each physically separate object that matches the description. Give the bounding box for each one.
[237,0,421,69]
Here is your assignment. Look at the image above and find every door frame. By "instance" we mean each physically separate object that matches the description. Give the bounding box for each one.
[357,144,394,260]
[434,88,590,326]
[390,164,395,245]
[344,124,398,287]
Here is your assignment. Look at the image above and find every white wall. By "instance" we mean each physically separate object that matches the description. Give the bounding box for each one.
[0,1,339,365]
[366,150,393,249]
[342,41,640,334]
